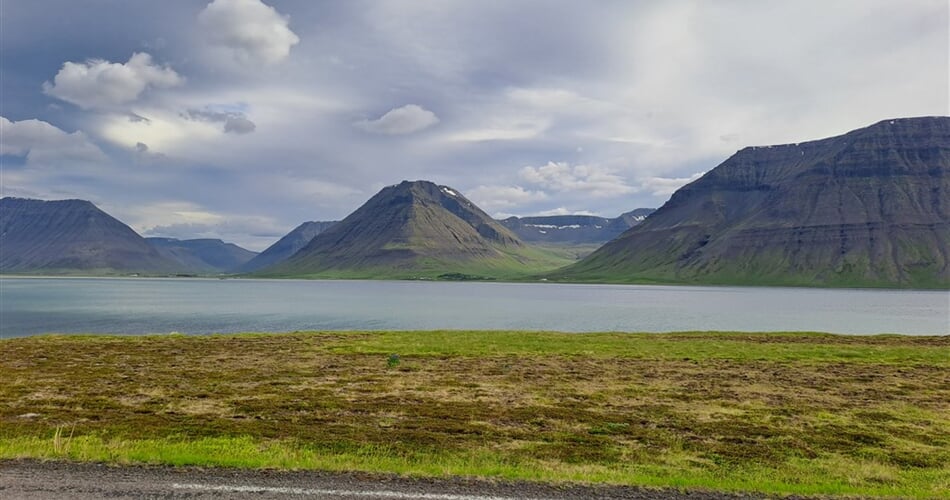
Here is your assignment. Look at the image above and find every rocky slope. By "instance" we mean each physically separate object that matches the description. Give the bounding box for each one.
[146,238,257,274]
[0,198,176,273]
[550,117,950,288]
[238,221,336,272]
[259,181,568,278]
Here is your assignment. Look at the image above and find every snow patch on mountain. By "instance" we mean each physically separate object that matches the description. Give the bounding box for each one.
[525,224,584,230]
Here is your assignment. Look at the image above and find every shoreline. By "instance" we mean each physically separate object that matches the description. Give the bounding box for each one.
[2,273,948,291]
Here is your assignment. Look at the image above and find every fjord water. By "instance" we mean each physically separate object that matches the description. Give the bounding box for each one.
[0,277,946,337]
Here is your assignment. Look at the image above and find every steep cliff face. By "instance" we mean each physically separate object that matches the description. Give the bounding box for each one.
[552,117,950,288]
[0,198,176,273]
[259,180,566,278]
[238,221,336,272]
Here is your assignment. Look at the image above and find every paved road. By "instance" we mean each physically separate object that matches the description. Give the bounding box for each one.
[0,460,775,499]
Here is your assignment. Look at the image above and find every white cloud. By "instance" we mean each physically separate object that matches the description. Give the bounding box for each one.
[120,201,285,251]
[465,185,548,212]
[505,87,612,117]
[440,88,586,144]
[199,0,300,66]
[636,172,706,197]
[536,207,598,217]
[0,116,107,165]
[97,108,223,154]
[355,104,440,135]
[92,83,349,163]
[520,161,635,197]
[443,117,549,143]
[43,53,183,110]
[255,177,363,205]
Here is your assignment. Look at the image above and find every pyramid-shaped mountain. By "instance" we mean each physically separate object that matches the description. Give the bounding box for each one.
[0,197,177,273]
[550,117,950,288]
[258,181,567,278]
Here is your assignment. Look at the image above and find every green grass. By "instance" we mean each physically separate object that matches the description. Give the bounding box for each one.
[259,245,574,281]
[524,243,603,262]
[321,330,950,364]
[547,246,950,289]
[2,331,948,498]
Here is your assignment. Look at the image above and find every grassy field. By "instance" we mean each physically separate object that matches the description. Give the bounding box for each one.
[1,331,948,498]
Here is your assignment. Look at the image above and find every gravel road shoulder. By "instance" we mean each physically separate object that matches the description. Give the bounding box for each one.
[0,459,791,499]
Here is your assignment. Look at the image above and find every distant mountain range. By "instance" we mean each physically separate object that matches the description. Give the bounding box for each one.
[550,117,950,288]
[0,198,176,273]
[239,221,336,273]
[146,237,258,274]
[0,192,636,279]
[258,180,570,279]
[500,209,654,245]
[3,117,947,287]
[243,210,654,272]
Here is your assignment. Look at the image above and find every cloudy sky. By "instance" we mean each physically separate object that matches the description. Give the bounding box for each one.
[1,0,947,250]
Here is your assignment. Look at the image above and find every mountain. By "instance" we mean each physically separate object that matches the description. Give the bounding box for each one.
[258,180,570,279]
[499,209,654,245]
[0,198,176,273]
[146,237,258,274]
[238,221,336,272]
[550,117,950,288]
[616,208,656,227]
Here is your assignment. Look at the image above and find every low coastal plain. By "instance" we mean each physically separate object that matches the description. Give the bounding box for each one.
[2,330,948,498]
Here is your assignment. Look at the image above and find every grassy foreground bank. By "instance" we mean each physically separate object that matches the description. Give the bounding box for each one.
[1,331,948,498]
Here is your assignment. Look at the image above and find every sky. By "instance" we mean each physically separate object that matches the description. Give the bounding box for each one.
[1,0,947,250]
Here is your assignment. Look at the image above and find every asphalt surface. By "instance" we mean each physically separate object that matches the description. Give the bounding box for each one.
[0,460,780,500]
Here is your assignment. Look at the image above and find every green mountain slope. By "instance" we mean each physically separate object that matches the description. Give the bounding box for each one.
[258,181,571,279]
[549,117,950,288]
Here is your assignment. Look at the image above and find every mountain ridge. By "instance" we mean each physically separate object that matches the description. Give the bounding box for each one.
[549,116,950,288]
[500,209,654,245]
[145,237,257,274]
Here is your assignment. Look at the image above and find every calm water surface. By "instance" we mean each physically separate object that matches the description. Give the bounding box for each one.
[0,277,947,337]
